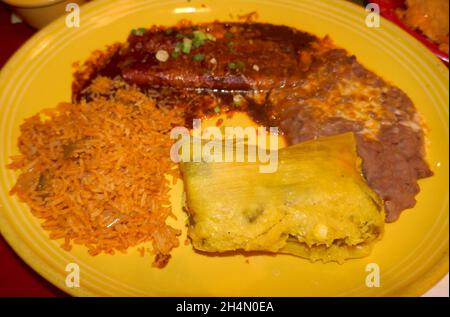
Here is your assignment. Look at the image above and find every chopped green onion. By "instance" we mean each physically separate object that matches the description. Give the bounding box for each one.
[132,27,146,36]
[192,31,206,48]
[206,33,216,41]
[172,42,183,58]
[165,28,173,35]
[193,53,205,62]
[176,33,184,39]
[193,31,206,38]
[181,38,192,54]
[174,42,182,52]
[213,106,221,113]
[192,39,202,49]
[228,62,237,70]
[171,51,180,59]
[233,94,244,106]
[192,31,216,48]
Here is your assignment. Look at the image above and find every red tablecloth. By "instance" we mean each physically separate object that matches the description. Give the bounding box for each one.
[0,3,67,297]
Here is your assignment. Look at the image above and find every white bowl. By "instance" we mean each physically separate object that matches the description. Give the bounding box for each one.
[2,0,86,29]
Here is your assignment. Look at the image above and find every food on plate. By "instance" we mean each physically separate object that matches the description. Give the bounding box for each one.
[181,133,385,262]
[72,22,318,96]
[74,22,432,222]
[397,0,449,54]
[265,48,433,222]
[8,79,183,267]
[8,20,433,266]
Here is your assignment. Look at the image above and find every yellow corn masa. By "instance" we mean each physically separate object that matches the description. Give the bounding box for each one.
[180,133,385,262]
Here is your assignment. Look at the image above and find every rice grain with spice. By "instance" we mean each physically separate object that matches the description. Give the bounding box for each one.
[8,77,184,268]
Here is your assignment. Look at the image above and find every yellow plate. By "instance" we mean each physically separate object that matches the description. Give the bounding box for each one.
[0,0,448,296]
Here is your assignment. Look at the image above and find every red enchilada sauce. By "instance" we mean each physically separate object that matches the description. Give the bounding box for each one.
[73,22,433,222]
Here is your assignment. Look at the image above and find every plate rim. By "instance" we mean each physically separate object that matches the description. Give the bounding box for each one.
[0,0,448,297]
